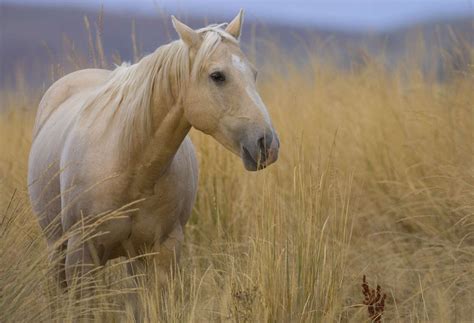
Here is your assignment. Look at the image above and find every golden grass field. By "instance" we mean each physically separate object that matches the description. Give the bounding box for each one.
[0,24,473,322]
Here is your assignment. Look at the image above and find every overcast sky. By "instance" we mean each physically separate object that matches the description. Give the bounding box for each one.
[5,0,473,31]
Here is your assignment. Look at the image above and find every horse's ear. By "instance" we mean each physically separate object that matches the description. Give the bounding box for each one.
[171,16,201,48]
[225,9,244,40]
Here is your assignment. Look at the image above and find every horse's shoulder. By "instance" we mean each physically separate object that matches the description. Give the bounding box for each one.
[33,68,112,138]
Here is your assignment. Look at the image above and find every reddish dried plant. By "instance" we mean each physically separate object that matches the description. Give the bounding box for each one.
[361,275,386,322]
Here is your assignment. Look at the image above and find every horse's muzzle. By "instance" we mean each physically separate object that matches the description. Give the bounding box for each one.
[241,131,280,171]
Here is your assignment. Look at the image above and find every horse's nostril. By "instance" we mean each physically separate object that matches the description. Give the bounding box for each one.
[257,136,266,152]
[260,132,273,149]
[257,134,272,164]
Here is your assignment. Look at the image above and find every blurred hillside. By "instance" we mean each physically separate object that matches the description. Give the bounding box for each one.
[1,3,472,89]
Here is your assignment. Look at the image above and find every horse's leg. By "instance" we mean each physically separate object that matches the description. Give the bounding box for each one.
[121,225,184,320]
[125,257,146,321]
[45,241,67,321]
[126,224,184,286]
[126,258,146,284]
[48,241,67,290]
[64,234,97,291]
[152,224,184,287]
[43,211,67,290]
[33,176,66,289]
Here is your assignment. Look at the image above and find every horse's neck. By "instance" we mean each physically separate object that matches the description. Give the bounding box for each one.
[128,77,191,193]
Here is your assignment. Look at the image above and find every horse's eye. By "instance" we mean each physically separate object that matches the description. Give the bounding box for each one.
[210,71,226,83]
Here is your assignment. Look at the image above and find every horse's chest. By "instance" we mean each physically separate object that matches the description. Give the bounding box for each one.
[128,145,198,246]
[129,188,184,245]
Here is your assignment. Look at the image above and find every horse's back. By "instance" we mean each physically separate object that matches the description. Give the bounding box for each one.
[33,68,111,138]
[28,68,111,244]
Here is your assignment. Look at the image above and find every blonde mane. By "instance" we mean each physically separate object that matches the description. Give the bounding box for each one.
[79,24,237,160]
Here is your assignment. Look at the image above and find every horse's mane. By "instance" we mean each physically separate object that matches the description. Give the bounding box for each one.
[80,23,237,159]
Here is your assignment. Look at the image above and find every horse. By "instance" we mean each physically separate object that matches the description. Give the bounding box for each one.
[27,10,279,289]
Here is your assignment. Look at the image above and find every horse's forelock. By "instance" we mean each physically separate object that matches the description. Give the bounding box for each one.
[191,25,239,78]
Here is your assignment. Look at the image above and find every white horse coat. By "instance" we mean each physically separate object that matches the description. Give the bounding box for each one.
[28,12,279,286]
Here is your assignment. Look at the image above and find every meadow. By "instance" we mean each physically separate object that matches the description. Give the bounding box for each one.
[0,19,473,322]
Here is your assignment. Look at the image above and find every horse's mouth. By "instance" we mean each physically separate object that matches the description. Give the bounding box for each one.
[241,146,267,171]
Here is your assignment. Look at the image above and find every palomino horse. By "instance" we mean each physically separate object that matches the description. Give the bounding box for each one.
[28,10,279,288]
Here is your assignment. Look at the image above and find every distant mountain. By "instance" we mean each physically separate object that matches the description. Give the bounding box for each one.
[3,0,473,32]
[1,4,472,89]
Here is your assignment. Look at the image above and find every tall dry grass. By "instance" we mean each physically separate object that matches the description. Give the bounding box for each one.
[0,15,473,322]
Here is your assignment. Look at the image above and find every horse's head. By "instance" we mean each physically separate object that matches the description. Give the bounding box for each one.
[172,10,279,171]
